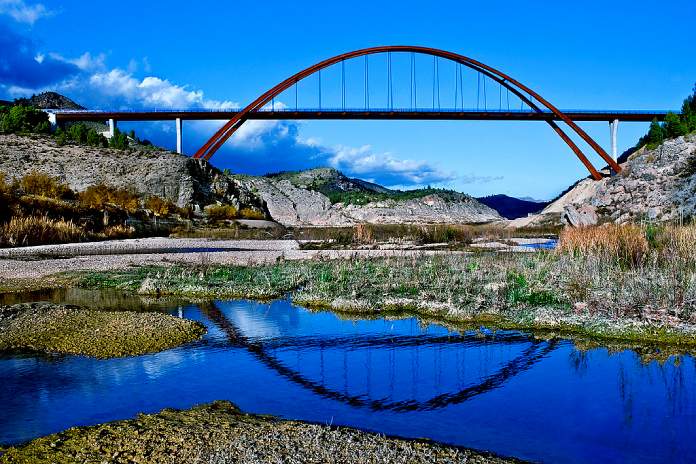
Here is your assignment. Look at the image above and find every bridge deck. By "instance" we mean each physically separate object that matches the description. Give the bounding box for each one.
[51,108,671,123]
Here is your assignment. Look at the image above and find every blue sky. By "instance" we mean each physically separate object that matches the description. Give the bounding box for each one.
[1,0,694,199]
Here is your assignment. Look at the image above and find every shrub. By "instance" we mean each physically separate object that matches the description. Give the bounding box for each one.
[86,128,107,147]
[109,127,129,149]
[67,123,88,143]
[0,105,48,133]
[19,171,73,199]
[79,184,140,213]
[205,204,238,221]
[238,207,265,220]
[144,196,175,217]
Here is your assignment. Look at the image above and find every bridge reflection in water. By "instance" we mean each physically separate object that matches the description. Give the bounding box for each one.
[1,294,695,464]
[201,301,557,412]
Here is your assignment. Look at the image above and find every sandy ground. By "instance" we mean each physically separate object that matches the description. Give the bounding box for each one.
[0,238,471,279]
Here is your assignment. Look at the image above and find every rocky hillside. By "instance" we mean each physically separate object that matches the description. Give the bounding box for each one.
[511,134,696,227]
[476,194,548,219]
[0,134,266,215]
[237,168,502,226]
[15,92,84,110]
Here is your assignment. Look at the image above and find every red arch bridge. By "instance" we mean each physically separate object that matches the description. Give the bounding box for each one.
[47,46,674,180]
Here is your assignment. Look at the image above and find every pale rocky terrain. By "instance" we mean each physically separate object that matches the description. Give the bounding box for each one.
[240,168,502,226]
[511,134,696,227]
[0,134,265,214]
[1,135,501,226]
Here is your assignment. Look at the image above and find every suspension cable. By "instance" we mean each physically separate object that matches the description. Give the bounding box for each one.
[457,63,464,111]
[436,57,440,110]
[387,51,393,110]
[341,60,346,110]
[476,73,480,110]
[454,62,458,110]
[295,80,298,111]
[432,56,436,110]
[364,55,369,110]
[318,69,322,110]
[410,52,414,110]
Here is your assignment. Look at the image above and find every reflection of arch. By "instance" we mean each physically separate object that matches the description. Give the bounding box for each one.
[202,302,558,412]
[193,46,621,180]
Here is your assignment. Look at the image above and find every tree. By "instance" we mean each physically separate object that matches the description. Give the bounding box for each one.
[646,118,665,147]
[108,127,129,149]
[664,112,688,138]
[67,123,88,143]
[86,128,107,147]
[0,106,48,133]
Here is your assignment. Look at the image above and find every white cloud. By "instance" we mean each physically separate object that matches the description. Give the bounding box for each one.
[0,0,50,24]
[85,69,238,109]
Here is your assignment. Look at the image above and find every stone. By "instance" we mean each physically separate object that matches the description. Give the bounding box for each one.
[562,204,598,227]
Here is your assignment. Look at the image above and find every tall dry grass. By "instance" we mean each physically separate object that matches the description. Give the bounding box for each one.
[0,214,85,247]
[558,224,649,267]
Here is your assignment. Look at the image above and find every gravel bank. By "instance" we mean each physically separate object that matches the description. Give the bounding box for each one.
[0,302,205,358]
[0,401,519,464]
[0,238,467,279]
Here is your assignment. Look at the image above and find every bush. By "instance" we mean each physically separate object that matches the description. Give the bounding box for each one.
[144,196,176,217]
[67,123,88,143]
[205,204,238,221]
[0,105,49,134]
[86,128,107,147]
[79,184,140,213]
[238,207,265,220]
[109,127,129,149]
[19,171,73,200]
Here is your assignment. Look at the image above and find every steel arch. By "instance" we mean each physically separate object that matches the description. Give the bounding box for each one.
[194,46,621,179]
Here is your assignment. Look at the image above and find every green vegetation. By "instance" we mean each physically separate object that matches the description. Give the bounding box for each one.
[0,105,50,134]
[0,101,151,151]
[322,187,461,206]
[637,84,696,149]
[76,223,696,347]
[0,303,206,358]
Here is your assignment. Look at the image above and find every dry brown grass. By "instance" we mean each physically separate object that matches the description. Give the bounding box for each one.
[558,224,649,267]
[238,207,265,220]
[205,204,238,221]
[0,214,85,247]
[19,171,72,199]
[144,196,176,217]
[78,184,140,213]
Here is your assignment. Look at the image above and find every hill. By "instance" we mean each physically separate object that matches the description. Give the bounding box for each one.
[476,194,548,219]
[511,134,696,227]
[236,168,502,226]
[14,92,84,110]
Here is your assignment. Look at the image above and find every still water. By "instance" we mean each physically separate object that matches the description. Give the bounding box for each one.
[1,290,694,463]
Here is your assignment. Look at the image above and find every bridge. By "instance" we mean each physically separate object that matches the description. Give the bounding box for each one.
[47,45,676,180]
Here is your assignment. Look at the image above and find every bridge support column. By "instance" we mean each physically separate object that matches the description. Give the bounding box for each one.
[609,119,619,174]
[175,118,183,154]
[108,118,117,138]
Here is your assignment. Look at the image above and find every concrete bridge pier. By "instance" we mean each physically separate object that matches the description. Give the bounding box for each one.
[175,117,183,154]
[609,119,619,174]
[108,118,117,138]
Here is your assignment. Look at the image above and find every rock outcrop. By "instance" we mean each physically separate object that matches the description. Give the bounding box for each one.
[510,134,696,227]
[239,168,502,226]
[0,134,265,214]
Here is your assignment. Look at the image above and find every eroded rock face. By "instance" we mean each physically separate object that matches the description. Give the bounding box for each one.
[0,134,265,212]
[562,205,598,227]
[512,134,696,227]
[241,176,502,226]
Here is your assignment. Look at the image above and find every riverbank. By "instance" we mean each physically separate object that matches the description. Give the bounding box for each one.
[0,302,205,358]
[0,401,518,464]
[64,248,696,348]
